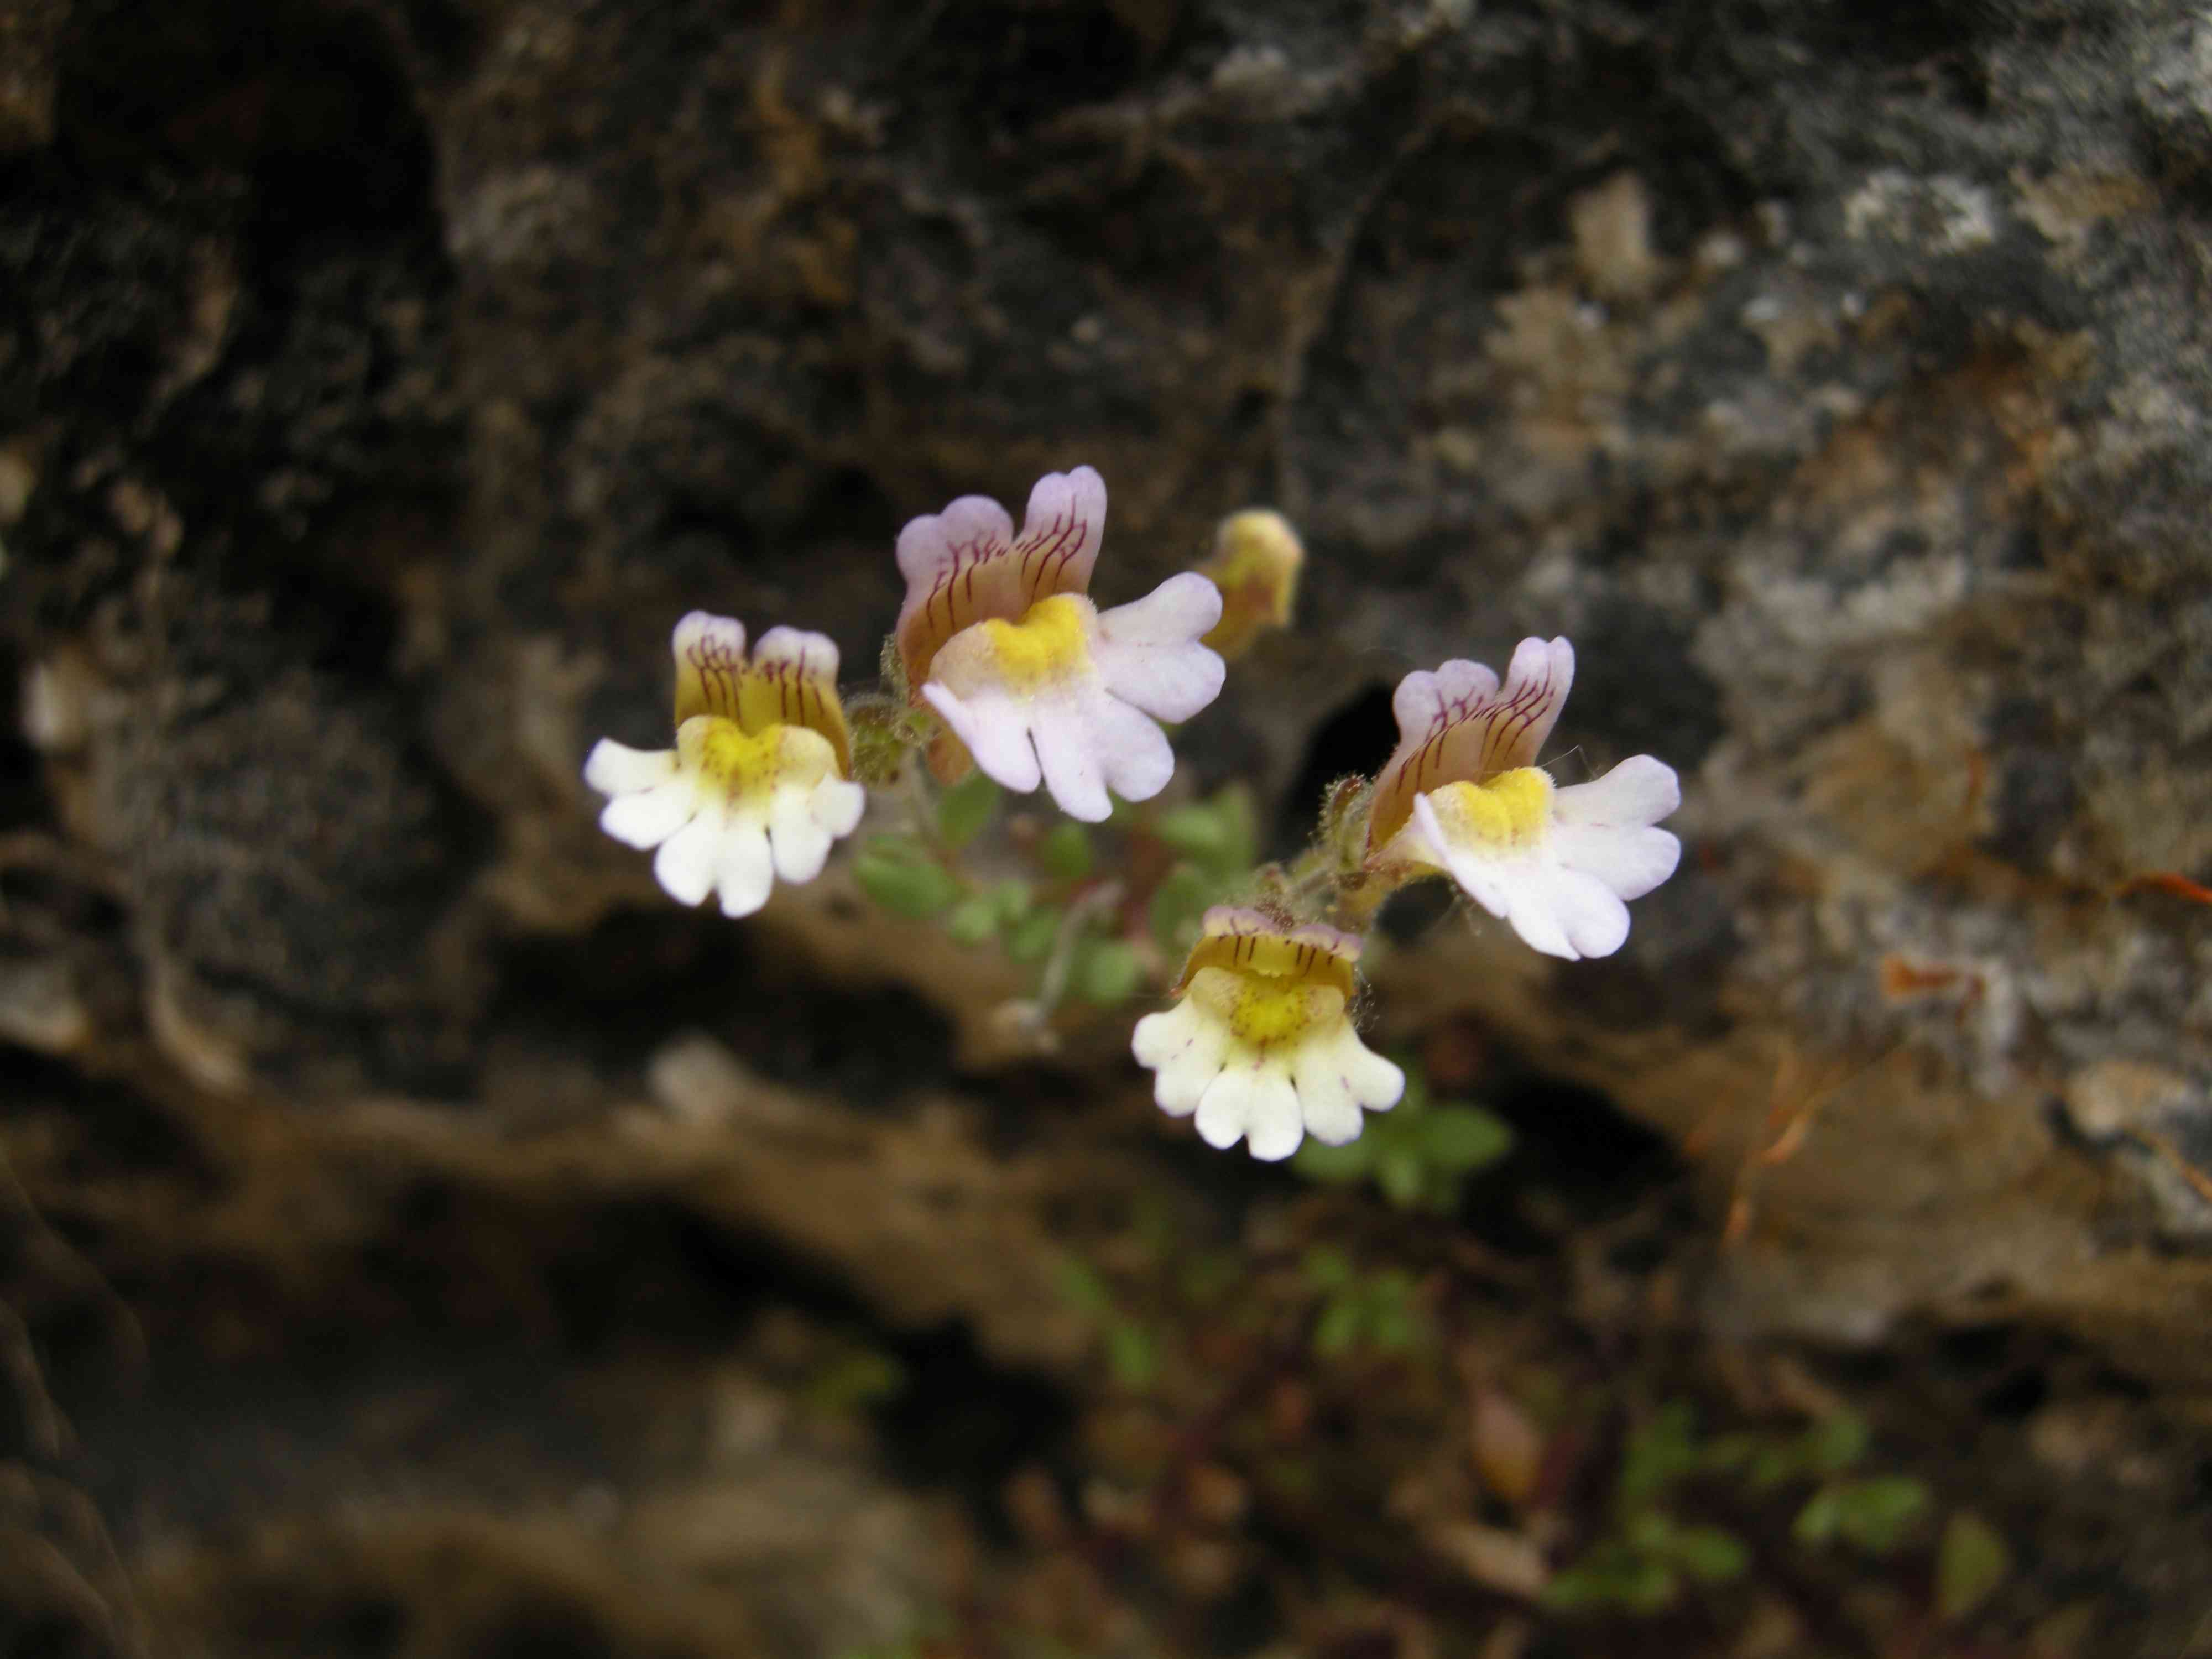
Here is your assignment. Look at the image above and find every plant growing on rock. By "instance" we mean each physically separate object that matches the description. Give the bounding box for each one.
[585,465,1685,1159]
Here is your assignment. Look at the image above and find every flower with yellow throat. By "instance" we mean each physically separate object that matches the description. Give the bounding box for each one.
[585,612,865,916]
[1132,906,1404,1160]
[895,466,1225,822]
[1368,637,1681,959]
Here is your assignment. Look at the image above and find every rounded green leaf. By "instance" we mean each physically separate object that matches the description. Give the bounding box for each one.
[1035,821,1094,880]
[1073,937,1143,1005]
[944,895,1002,946]
[1376,1148,1427,1209]
[1832,1476,1931,1554]
[1937,1510,2010,1620]
[1313,1297,1365,1357]
[1292,1135,1373,1183]
[1671,1524,1750,1583]
[936,770,1001,848]
[1005,906,1062,963]
[854,841,960,919]
[1422,1105,1514,1172]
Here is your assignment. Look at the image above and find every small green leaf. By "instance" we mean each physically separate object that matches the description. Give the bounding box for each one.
[1421,1105,1514,1173]
[1072,937,1142,1005]
[936,770,1001,848]
[1829,1476,1929,1554]
[1005,906,1062,963]
[1793,1486,1842,1545]
[854,839,959,919]
[1106,1319,1156,1389]
[989,879,1033,923]
[1369,1295,1422,1354]
[1801,1412,1870,1476]
[1313,1296,1365,1357]
[1671,1524,1750,1583]
[1148,862,1217,951]
[1376,1148,1428,1210]
[1937,1511,2010,1621]
[1301,1245,1353,1290]
[1153,800,1236,864]
[1292,1135,1374,1183]
[945,895,1001,946]
[1618,1401,1702,1510]
[1035,821,1093,880]
[1054,1258,1115,1316]
[1700,1432,1762,1474]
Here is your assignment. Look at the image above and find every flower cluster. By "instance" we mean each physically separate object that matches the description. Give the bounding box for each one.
[585,466,1683,1160]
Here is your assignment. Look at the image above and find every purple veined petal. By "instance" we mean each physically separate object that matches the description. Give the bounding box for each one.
[1389,659,1502,745]
[714,816,776,917]
[895,493,1015,589]
[921,681,1042,794]
[584,738,679,797]
[1553,753,1681,828]
[671,611,748,724]
[1552,822,1681,902]
[1480,636,1575,774]
[1011,465,1108,604]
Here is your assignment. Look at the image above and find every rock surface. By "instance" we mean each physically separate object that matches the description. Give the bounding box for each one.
[4,0,2212,1652]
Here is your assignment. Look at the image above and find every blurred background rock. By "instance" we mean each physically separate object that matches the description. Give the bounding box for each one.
[2,1,2210,1655]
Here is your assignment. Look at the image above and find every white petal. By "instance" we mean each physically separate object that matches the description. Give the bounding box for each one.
[1553,754,1680,828]
[1552,823,1681,902]
[1091,692,1175,805]
[1491,636,1575,768]
[1095,575,1225,721]
[1291,1045,1365,1146]
[714,818,776,917]
[584,738,678,796]
[1195,1066,1259,1151]
[1132,1003,1228,1117]
[922,682,1042,794]
[1339,1033,1407,1113]
[1499,861,1629,960]
[810,776,866,837]
[1030,695,1112,822]
[749,624,841,684]
[601,779,700,850]
[1411,793,1514,919]
[654,805,726,906]
[768,785,833,884]
[1243,1066,1305,1161]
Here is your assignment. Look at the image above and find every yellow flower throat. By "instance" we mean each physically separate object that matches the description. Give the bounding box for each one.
[1427,766,1553,852]
[975,594,1092,692]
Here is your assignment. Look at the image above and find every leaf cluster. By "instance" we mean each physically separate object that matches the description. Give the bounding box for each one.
[1292,1061,1512,1211]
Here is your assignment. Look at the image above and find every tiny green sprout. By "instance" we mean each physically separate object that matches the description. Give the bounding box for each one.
[1292,1058,1512,1211]
[1542,1541,1680,1614]
[1617,1400,1704,1510]
[1743,1410,1869,1492]
[855,835,961,918]
[1035,821,1094,880]
[1937,1509,2011,1620]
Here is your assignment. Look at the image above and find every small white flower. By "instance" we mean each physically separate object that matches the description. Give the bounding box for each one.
[585,612,865,916]
[1133,906,1404,1161]
[1368,637,1681,959]
[895,466,1225,822]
